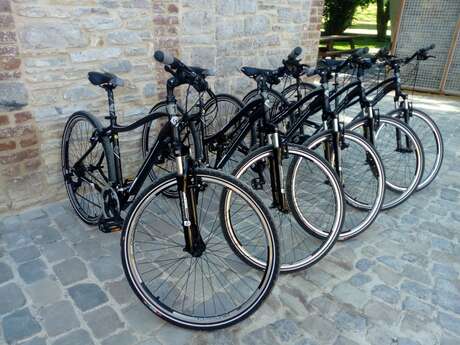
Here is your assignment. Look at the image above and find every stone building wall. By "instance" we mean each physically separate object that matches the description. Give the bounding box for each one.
[0,0,323,214]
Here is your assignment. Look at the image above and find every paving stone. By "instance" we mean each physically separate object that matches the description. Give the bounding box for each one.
[20,209,47,221]
[51,329,94,345]
[331,282,368,309]
[364,301,399,326]
[18,258,47,284]
[105,278,135,305]
[334,308,367,332]
[0,262,13,284]
[122,302,164,334]
[299,314,339,343]
[89,256,123,282]
[2,308,42,344]
[30,225,62,244]
[401,265,431,285]
[3,230,32,249]
[73,239,106,261]
[434,278,460,296]
[333,336,360,345]
[397,338,422,345]
[68,283,108,312]
[269,319,301,343]
[432,263,459,280]
[349,273,371,287]
[53,257,87,286]
[376,255,403,272]
[432,290,460,314]
[41,241,74,263]
[83,305,123,339]
[19,336,47,345]
[0,282,26,315]
[25,277,62,307]
[9,245,41,263]
[101,330,138,345]
[240,325,276,345]
[40,300,80,337]
[372,264,402,286]
[402,296,434,315]
[371,285,400,305]
[355,258,374,272]
[400,280,432,301]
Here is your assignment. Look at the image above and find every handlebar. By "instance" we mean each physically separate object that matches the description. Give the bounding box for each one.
[153,50,209,92]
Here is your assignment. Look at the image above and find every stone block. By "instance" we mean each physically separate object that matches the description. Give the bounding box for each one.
[19,24,86,49]
[9,244,40,263]
[83,305,123,339]
[53,257,87,286]
[40,300,80,337]
[18,258,47,284]
[0,82,28,110]
[107,31,142,45]
[51,329,94,345]
[2,308,41,344]
[244,15,270,35]
[70,48,122,63]
[68,283,108,312]
[0,261,13,284]
[25,277,63,307]
[0,282,26,315]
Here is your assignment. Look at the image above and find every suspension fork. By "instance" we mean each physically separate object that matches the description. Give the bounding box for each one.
[363,106,376,146]
[268,131,289,211]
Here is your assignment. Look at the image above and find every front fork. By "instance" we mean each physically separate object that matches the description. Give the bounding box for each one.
[268,131,289,212]
[323,118,343,183]
[395,98,413,151]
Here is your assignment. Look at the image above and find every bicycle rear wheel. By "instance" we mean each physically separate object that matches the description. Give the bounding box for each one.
[61,111,114,224]
[121,168,279,330]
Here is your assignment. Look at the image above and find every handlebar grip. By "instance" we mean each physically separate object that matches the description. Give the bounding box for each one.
[288,47,302,60]
[421,44,435,53]
[154,50,175,65]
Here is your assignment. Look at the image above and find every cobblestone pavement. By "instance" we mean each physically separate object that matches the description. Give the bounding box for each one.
[1,94,459,345]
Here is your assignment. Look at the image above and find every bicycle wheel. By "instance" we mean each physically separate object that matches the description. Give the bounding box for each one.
[231,144,344,272]
[281,82,316,102]
[386,107,443,191]
[202,93,243,138]
[121,168,279,330]
[61,111,114,224]
[304,130,385,240]
[347,116,424,209]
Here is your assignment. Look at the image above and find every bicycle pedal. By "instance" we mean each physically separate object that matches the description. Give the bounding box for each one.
[98,217,123,233]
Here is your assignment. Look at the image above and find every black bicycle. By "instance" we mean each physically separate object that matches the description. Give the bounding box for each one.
[61,66,280,329]
[147,51,346,272]
[354,45,443,191]
[232,49,386,240]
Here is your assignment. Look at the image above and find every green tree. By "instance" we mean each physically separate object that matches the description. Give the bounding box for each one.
[323,0,373,35]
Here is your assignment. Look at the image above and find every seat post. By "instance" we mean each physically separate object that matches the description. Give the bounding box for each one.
[105,86,117,126]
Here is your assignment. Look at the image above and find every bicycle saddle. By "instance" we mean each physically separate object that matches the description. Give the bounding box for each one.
[241,66,280,85]
[88,72,124,88]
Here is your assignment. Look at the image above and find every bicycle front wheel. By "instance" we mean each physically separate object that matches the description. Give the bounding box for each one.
[386,107,443,191]
[121,168,279,330]
[304,130,386,240]
[347,116,424,209]
[231,144,344,272]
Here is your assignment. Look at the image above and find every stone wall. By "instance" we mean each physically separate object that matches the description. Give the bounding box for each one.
[0,0,323,214]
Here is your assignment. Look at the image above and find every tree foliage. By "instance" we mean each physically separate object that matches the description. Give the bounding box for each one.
[323,0,374,35]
